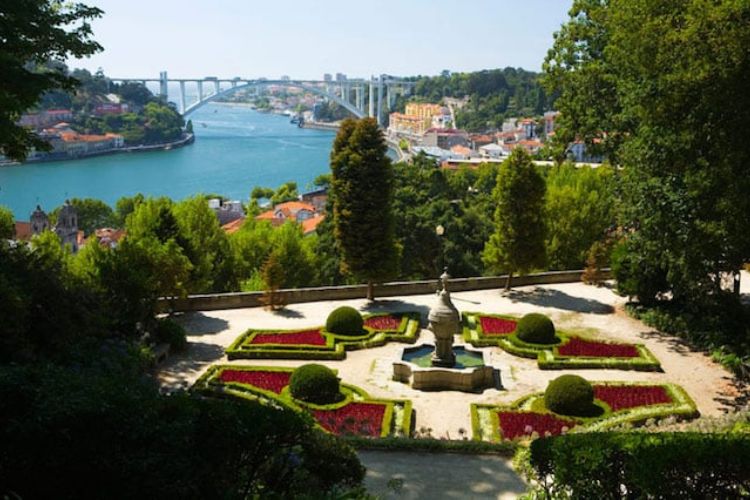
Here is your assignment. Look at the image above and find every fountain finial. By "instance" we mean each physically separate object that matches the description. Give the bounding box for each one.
[440,267,451,294]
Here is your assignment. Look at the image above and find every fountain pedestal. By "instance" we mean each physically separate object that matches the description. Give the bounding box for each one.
[392,270,501,393]
[428,270,460,367]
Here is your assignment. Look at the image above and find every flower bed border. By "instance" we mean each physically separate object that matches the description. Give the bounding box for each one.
[194,364,413,438]
[462,312,661,371]
[226,312,421,360]
[470,382,697,442]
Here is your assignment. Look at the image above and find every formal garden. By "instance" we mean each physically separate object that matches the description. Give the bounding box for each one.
[169,279,730,445]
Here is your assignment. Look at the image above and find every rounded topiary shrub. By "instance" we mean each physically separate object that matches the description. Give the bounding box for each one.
[289,364,342,405]
[516,313,556,344]
[155,318,187,352]
[325,306,364,336]
[544,374,595,417]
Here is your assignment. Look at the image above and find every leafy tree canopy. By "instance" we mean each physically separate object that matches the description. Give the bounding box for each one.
[0,0,103,160]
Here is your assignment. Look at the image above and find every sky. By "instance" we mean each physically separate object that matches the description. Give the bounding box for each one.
[69,0,574,80]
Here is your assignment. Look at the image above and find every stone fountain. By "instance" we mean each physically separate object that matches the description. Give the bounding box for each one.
[392,270,500,392]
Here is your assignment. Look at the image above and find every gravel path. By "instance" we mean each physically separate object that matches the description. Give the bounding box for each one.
[358,450,526,499]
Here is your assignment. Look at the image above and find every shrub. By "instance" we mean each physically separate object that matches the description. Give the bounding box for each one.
[544,375,595,417]
[528,432,750,499]
[290,364,343,405]
[325,306,364,336]
[260,251,286,311]
[154,318,187,352]
[516,313,556,344]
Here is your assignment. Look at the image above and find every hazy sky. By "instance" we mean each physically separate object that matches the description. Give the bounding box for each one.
[69,0,574,80]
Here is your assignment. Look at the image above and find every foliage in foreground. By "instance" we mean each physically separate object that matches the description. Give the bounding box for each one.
[523,432,750,499]
[0,361,364,498]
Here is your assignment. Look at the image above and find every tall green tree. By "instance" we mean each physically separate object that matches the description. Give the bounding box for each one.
[331,118,399,300]
[0,206,14,240]
[544,163,616,270]
[545,0,750,304]
[172,196,236,292]
[0,0,103,160]
[482,149,547,289]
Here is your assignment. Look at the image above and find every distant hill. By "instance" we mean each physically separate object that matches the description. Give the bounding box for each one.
[396,68,554,132]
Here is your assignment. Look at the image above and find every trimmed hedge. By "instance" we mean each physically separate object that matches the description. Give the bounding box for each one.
[290,364,342,405]
[516,313,556,344]
[226,312,421,360]
[529,432,750,498]
[544,375,595,417]
[471,382,698,442]
[462,312,661,371]
[193,365,413,438]
[325,306,364,336]
[347,436,517,456]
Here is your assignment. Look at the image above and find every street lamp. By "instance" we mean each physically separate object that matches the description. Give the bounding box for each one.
[435,224,445,273]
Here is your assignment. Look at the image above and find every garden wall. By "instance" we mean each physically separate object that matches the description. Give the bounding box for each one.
[160,269,610,312]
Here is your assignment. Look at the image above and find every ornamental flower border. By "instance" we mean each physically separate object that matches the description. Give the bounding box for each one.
[471,382,698,442]
[226,311,421,360]
[462,312,661,371]
[194,364,413,438]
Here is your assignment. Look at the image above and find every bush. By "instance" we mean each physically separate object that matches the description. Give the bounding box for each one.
[516,313,556,344]
[325,306,364,336]
[290,364,343,405]
[544,375,595,417]
[154,318,187,352]
[528,432,750,499]
[0,363,365,498]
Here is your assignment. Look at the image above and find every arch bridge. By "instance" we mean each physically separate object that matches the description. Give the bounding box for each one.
[109,72,415,126]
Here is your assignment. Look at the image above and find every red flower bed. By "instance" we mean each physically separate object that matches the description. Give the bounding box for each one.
[219,369,291,394]
[249,329,327,346]
[364,315,402,331]
[594,385,671,412]
[479,316,518,336]
[498,411,578,440]
[311,402,387,437]
[557,337,639,358]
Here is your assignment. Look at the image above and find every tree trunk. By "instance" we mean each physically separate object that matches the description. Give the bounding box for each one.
[367,280,375,301]
[734,271,741,296]
[505,271,513,291]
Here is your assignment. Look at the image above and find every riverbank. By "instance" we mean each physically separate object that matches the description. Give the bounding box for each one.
[301,120,340,131]
[0,133,195,167]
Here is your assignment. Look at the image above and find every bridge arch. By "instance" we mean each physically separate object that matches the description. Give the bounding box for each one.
[183,80,365,118]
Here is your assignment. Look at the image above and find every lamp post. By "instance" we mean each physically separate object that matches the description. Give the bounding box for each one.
[435,224,445,274]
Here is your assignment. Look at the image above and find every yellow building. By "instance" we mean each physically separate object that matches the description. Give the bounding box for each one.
[389,103,446,136]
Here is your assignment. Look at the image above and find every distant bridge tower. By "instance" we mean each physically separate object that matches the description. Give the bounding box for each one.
[159,71,168,99]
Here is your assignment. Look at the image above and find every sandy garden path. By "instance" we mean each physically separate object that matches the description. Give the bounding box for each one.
[160,275,748,439]
[358,450,526,499]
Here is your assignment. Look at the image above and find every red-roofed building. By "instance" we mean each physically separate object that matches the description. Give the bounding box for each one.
[87,227,126,248]
[254,200,324,235]
[221,218,245,234]
[13,221,32,241]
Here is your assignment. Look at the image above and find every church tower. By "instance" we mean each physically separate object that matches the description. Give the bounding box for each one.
[30,205,50,235]
[54,200,79,252]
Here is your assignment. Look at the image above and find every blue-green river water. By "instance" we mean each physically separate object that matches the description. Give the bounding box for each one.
[0,103,336,218]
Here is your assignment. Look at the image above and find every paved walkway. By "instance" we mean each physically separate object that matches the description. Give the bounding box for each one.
[359,450,526,499]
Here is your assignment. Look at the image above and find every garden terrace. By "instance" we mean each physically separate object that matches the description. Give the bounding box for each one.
[160,279,743,440]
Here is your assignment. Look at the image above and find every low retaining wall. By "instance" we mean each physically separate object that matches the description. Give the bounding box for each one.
[160,269,611,313]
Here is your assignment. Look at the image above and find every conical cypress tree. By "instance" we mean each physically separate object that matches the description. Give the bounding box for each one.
[330,118,399,299]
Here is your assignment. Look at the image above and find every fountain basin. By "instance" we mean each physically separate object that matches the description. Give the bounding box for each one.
[393,343,500,392]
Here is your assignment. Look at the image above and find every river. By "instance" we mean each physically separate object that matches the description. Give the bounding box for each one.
[0,103,337,218]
